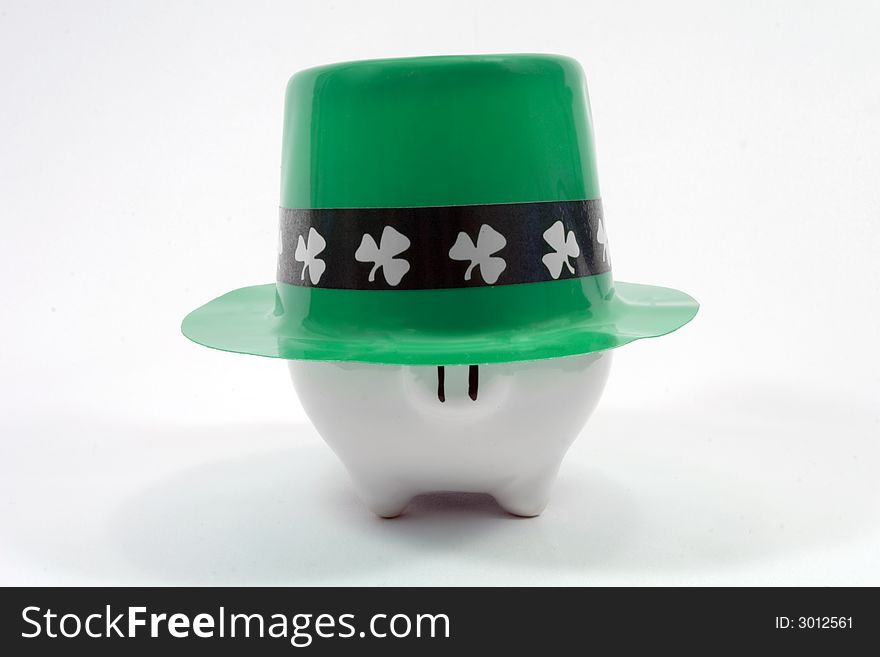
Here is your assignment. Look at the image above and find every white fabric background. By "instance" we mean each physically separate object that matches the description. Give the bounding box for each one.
[1,0,878,585]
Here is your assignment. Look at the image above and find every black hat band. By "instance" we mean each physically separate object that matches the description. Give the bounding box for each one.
[277,199,610,291]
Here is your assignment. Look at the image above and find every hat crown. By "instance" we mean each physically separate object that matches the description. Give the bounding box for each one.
[182,55,698,366]
[281,54,600,209]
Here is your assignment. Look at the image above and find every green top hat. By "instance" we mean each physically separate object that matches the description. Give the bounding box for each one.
[182,54,698,365]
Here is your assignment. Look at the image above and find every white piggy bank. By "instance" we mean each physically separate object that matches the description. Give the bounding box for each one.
[289,352,612,518]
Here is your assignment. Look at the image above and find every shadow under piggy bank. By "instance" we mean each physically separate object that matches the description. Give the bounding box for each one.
[106,383,879,584]
[108,440,636,585]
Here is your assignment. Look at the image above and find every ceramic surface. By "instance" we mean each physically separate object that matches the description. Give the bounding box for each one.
[289,352,612,517]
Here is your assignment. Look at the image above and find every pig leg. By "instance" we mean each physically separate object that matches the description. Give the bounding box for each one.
[491,467,559,517]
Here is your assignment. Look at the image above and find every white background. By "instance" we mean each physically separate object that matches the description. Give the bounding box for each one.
[1,0,878,586]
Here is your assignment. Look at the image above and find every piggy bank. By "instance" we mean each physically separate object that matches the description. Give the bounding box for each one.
[183,54,698,517]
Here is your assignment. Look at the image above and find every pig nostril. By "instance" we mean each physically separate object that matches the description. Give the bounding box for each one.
[435,365,479,402]
[468,365,479,401]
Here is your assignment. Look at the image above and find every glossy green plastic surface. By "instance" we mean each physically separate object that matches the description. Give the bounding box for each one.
[281,54,600,208]
[182,278,697,365]
[182,54,698,365]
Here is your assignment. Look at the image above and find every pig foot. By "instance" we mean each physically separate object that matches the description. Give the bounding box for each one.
[351,477,413,518]
[492,470,558,517]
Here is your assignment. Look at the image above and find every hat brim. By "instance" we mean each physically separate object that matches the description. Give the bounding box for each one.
[181,281,698,366]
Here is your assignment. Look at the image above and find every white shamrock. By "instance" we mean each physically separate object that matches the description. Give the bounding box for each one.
[542,220,580,279]
[294,227,326,285]
[355,226,411,286]
[596,217,610,264]
[448,224,507,285]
